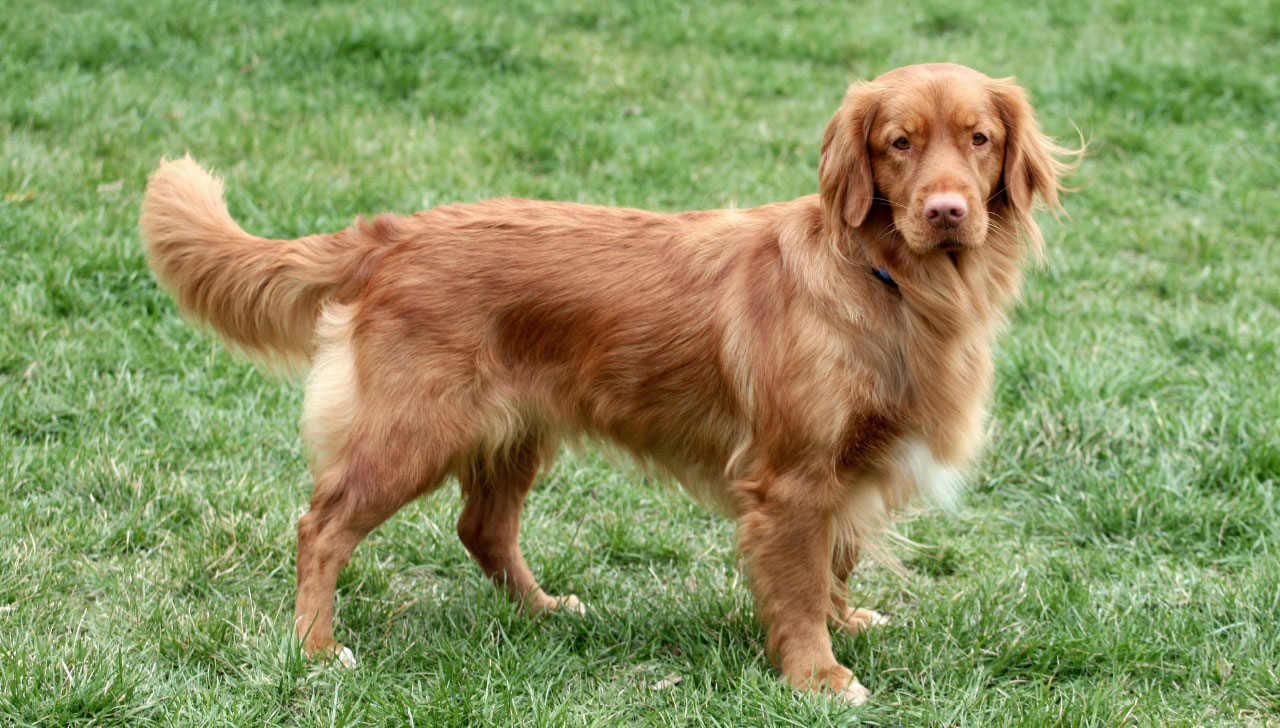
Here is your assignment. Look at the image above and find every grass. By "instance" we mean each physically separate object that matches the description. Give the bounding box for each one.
[2,0,1278,725]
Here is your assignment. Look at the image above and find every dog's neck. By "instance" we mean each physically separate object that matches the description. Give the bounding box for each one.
[853,213,1027,342]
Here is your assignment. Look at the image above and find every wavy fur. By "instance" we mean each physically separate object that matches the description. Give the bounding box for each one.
[142,64,1078,702]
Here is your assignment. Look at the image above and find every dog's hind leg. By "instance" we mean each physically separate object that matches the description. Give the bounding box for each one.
[294,406,470,665]
[456,433,582,614]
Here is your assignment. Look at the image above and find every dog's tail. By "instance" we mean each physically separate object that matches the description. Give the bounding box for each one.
[141,156,396,370]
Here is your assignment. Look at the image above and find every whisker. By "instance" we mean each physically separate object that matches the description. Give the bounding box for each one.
[872,197,910,211]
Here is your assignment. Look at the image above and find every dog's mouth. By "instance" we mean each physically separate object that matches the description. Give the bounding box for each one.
[892,208,983,255]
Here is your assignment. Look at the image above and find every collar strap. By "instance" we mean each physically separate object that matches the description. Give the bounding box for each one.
[859,241,897,288]
[873,263,896,288]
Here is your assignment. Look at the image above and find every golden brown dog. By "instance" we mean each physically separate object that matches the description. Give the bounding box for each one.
[141,63,1078,703]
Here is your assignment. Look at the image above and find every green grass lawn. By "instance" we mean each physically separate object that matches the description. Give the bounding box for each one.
[2,0,1278,725]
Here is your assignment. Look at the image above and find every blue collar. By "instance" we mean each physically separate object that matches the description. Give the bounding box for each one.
[860,242,897,288]
[873,263,896,288]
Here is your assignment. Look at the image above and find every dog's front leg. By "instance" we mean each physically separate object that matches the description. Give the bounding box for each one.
[734,473,871,704]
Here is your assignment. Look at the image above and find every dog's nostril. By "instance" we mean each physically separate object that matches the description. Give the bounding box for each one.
[924,194,968,227]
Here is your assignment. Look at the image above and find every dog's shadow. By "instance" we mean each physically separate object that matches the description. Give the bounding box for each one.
[338,552,896,696]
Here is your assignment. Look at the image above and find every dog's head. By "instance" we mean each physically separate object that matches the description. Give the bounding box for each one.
[820,63,1076,257]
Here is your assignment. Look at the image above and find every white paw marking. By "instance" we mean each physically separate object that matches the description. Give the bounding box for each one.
[558,594,586,614]
[840,608,890,634]
[842,676,871,704]
[335,646,356,669]
[866,609,890,628]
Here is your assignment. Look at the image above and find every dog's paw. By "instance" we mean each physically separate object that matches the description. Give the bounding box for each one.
[557,594,586,614]
[793,664,871,705]
[525,591,587,616]
[834,607,890,635]
[303,641,357,669]
[334,645,357,669]
[840,676,871,705]
[545,593,586,614]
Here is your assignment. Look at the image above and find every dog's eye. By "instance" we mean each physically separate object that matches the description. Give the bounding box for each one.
[972,133,988,146]
[892,137,910,150]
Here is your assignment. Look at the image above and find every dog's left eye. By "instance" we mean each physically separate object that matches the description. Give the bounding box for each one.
[972,133,988,146]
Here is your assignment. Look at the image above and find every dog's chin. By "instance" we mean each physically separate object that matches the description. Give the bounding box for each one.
[927,228,985,254]
[901,233,980,256]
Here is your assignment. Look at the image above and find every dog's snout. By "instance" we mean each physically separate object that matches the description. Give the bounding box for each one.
[924,194,968,228]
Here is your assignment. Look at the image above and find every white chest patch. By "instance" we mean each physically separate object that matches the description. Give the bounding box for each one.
[897,438,965,510]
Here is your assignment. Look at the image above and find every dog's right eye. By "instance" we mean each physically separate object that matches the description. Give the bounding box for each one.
[892,137,911,150]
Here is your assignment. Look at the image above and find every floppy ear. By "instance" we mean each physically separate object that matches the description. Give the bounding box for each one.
[988,78,1083,255]
[819,82,880,244]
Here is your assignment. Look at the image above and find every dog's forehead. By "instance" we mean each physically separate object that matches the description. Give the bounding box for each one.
[872,62,990,85]
[876,72,999,133]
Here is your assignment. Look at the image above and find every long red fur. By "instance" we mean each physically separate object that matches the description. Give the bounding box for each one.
[141,63,1080,700]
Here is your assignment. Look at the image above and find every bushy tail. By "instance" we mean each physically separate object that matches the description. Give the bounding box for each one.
[140,156,395,370]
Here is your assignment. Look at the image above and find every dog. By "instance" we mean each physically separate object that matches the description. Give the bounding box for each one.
[141,63,1078,703]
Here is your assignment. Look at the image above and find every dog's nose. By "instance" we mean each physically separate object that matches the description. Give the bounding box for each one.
[924,194,967,228]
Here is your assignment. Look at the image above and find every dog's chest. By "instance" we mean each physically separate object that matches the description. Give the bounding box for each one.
[894,437,965,508]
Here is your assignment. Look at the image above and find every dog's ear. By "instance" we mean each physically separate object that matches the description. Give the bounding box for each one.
[987,78,1082,255]
[819,82,880,244]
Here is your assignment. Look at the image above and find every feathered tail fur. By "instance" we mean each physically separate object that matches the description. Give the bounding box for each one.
[140,156,396,369]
